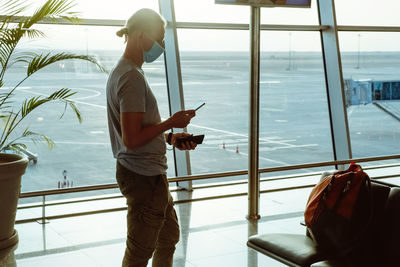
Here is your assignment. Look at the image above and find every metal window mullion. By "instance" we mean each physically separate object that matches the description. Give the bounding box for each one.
[175,22,328,31]
[337,26,400,32]
[248,6,261,221]
[7,15,400,33]
[317,0,352,166]
[159,0,192,191]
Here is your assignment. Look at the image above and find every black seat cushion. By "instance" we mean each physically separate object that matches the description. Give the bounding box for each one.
[247,182,397,267]
[247,233,326,266]
[308,182,391,267]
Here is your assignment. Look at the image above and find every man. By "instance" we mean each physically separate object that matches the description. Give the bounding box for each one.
[106,8,197,267]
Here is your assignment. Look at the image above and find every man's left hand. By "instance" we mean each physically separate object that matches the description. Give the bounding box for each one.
[171,132,197,150]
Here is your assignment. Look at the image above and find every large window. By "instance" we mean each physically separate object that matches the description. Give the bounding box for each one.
[4,0,400,196]
[177,29,249,179]
[4,23,171,192]
[259,31,333,171]
[339,32,400,159]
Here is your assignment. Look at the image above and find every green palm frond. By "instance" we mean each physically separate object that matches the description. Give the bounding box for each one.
[1,109,18,133]
[24,0,79,28]
[0,111,11,125]
[0,0,28,28]
[0,109,17,119]
[20,88,79,119]
[0,27,39,81]
[5,143,27,152]
[0,28,19,70]
[0,0,26,15]
[0,109,19,148]
[0,88,82,150]
[0,0,107,152]
[0,90,13,111]
[66,99,81,122]
[0,103,11,111]
[0,92,11,106]
[4,128,55,152]
[1,0,82,80]
[28,131,54,149]
[1,0,30,76]
[1,52,107,111]
[24,52,108,77]
[23,128,55,148]
[6,51,35,70]
[0,27,43,46]
[23,28,46,39]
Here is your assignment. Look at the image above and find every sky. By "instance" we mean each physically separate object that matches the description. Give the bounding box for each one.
[13,0,400,52]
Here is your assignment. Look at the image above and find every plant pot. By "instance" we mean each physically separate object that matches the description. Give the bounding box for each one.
[0,153,28,250]
[0,241,17,266]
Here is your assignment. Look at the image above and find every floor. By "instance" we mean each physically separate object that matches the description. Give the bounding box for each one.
[1,165,399,267]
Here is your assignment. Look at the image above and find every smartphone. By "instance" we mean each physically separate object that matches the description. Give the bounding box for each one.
[176,134,205,147]
[191,101,205,111]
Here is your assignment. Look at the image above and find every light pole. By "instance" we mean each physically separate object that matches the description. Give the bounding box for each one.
[85,28,89,72]
[287,32,292,71]
[356,33,361,69]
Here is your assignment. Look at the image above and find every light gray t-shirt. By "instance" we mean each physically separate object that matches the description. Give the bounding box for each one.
[106,57,167,176]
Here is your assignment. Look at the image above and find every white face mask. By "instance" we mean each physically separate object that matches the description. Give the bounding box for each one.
[143,35,165,63]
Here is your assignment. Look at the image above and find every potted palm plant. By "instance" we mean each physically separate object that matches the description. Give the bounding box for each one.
[0,0,106,249]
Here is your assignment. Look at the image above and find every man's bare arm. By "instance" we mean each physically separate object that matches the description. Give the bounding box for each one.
[121,110,195,150]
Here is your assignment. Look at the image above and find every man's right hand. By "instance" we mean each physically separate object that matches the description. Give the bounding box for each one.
[168,110,195,128]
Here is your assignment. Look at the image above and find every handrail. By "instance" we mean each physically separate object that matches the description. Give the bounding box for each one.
[19,154,400,198]
[20,183,119,198]
[15,156,400,224]
[18,164,400,211]
[156,154,400,182]
[258,154,400,174]
[15,176,398,224]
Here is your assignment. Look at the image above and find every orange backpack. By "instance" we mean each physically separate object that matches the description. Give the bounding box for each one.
[304,163,372,255]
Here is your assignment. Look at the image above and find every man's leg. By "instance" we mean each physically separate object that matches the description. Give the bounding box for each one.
[116,162,170,267]
[152,202,180,267]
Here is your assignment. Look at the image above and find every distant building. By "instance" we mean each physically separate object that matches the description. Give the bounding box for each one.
[344,79,400,106]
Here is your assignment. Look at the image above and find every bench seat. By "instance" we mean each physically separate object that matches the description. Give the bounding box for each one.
[247,181,400,267]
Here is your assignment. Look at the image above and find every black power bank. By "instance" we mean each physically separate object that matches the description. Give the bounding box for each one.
[176,134,205,147]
